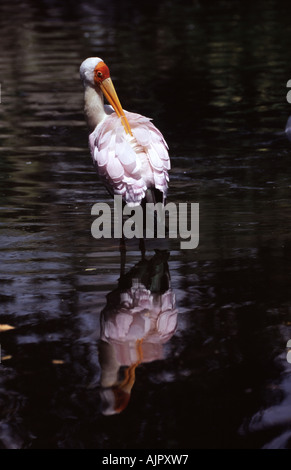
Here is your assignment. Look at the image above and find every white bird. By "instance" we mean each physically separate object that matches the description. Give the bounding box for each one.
[80,57,170,207]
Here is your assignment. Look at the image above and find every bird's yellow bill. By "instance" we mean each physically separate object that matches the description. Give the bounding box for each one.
[100,78,133,136]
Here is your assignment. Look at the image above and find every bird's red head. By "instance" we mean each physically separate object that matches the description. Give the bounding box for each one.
[92,59,133,136]
[94,61,110,85]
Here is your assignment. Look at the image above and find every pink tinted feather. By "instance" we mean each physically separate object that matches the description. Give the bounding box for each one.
[106,155,124,183]
[147,146,164,171]
[132,125,151,146]
[89,111,170,205]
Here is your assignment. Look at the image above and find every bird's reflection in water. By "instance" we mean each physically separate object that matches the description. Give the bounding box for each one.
[99,250,178,415]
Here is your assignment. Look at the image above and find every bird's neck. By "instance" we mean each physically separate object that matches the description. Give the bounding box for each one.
[83,84,106,131]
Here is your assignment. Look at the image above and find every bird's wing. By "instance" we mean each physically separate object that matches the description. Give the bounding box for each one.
[89,111,170,206]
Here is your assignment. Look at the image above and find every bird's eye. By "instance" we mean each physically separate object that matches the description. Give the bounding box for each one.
[94,62,110,85]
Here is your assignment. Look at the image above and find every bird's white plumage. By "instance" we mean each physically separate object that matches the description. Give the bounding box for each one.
[80,57,171,206]
[89,110,170,206]
[80,57,103,85]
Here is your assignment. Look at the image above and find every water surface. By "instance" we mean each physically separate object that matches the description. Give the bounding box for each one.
[1,0,291,449]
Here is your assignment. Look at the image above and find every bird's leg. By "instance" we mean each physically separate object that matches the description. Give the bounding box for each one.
[120,234,126,277]
[139,238,146,260]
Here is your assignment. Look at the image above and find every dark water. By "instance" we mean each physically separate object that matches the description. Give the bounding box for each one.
[1,0,291,450]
